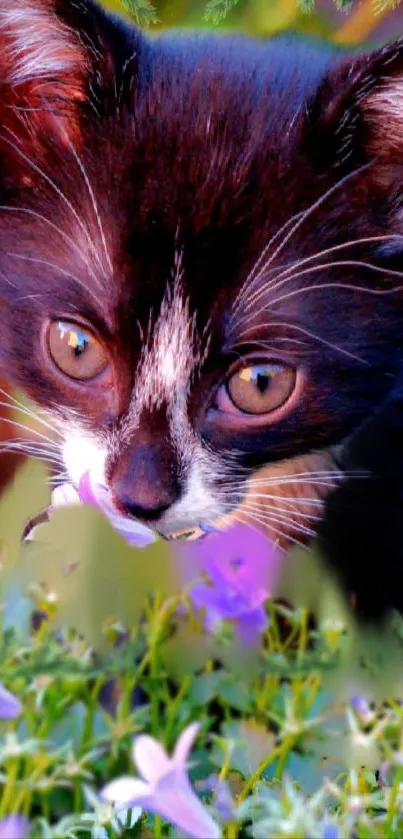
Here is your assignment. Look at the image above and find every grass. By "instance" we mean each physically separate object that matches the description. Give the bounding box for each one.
[1,461,403,837]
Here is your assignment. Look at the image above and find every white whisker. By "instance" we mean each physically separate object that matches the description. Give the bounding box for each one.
[6,253,104,310]
[231,163,372,318]
[0,206,100,285]
[67,139,113,276]
[231,320,366,365]
[0,130,104,280]
[243,232,403,311]
[237,258,403,323]
[0,390,62,438]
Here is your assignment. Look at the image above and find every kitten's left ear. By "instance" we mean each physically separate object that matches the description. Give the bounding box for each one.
[307,38,403,176]
[0,0,139,151]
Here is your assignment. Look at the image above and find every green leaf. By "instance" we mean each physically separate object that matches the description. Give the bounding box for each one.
[213,720,275,777]
[204,0,240,24]
[118,0,158,24]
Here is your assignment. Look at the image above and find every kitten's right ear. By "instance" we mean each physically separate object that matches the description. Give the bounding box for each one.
[0,0,140,183]
[306,38,403,177]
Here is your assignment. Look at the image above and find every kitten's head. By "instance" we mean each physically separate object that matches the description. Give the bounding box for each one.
[0,0,403,546]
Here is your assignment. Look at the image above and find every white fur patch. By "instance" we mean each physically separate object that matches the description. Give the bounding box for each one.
[63,428,107,487]
[132,275,200,420]
[156,441,229,535]
[367,80,403,151]
[0,0,84,86]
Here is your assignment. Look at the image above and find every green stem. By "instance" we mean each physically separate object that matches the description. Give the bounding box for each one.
[0,760,19,819]
[386,766,403,836]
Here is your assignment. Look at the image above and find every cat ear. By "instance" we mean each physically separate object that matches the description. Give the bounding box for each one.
[0,0,135,170]
[307,39,403,175]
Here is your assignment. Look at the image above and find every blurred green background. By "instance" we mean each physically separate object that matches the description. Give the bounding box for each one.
[103,0,403,48]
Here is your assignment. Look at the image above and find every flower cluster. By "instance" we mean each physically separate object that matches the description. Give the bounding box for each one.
[176,522,281,643]
[102,723,221,838]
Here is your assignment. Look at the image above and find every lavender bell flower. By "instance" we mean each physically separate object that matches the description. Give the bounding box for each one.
[176,523,281,644]
[50,471,156,549]
[0,685,22,719]
[0,701,26,838]
[0,816,29,839]
[101,722,220,839]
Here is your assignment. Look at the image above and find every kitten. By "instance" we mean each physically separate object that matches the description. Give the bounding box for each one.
[0,0,403,617]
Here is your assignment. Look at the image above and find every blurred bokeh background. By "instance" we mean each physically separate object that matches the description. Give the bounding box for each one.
[104,0,403,49]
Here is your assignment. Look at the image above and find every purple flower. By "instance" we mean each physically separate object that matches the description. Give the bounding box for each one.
[0,685,22,719]
[49,471,156,549]
[176,524,281,644]
[200,774,236,823]
[101,723,220,838]
[351,695,375,724]
[0,816,29,839]
[322,823,339,839]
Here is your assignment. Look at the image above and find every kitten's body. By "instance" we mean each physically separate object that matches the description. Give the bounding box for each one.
[0,0,403,617]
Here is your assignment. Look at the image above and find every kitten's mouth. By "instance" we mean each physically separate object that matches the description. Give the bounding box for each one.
[158,524,214,542]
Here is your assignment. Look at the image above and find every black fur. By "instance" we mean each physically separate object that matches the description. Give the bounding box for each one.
[0,1,403,618]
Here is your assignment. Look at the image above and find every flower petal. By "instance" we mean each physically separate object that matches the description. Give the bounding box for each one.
[78,471,156,548]
[114,807,143,830]
[173,722,201,766]
[0,685,22,719]
[152,769,221,838]
[133,735,171,782]
[101,776,149,805]
[236,607,268,646]
[0,815,29,839]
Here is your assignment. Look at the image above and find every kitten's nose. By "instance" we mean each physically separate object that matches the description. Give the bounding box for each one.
[120,497,172,522]
[111,443,180,523]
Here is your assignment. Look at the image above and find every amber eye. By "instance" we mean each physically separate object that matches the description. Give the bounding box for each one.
[226,362,296,415]
[48,321,108,381]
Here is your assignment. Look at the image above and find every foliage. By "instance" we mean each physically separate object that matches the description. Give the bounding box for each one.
[111,0,401,42]
[2,567,403,836]
[0,461,402,835]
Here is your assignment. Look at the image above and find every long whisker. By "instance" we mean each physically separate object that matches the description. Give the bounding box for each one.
[231,321,366,365]
[0,390,62,439]
[239,496,317,532]
[241,232,403,312]
[6,253,105,310]
[235,508,306,549]
[242,499,319,531]
[0,206,100,285]
[67,139,113,276]
[268,277,403,313]
[0,130,104,277]
[245,492,325,509]
[231,163,372,317]
[0,417,58,446]
[238,257,403,322]
[235,210,306,296]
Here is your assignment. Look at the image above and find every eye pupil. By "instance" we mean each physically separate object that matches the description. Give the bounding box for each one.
[255,371,271,394]
[72,332,88,357]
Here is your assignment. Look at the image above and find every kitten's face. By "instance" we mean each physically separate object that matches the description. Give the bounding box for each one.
[1,0,403,546]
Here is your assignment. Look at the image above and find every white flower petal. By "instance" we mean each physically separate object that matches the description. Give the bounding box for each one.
[133,735,171,782]
[114,807,143,830]
[101,776,149,805]
[173,722,201,766]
